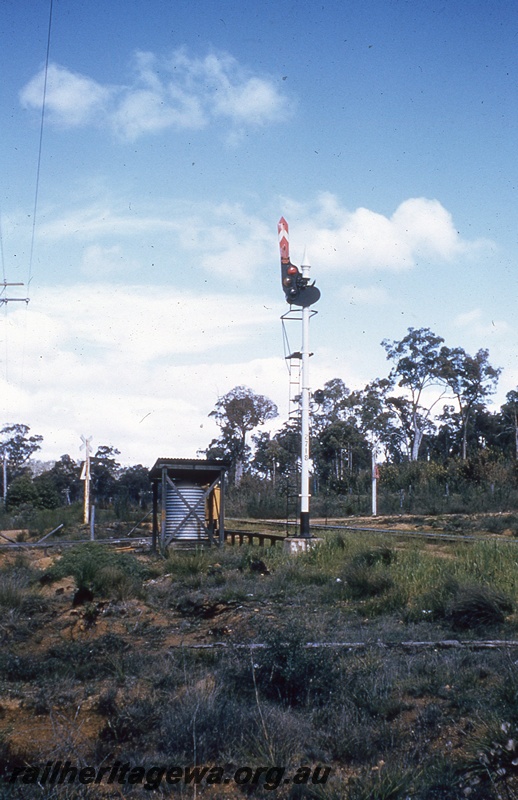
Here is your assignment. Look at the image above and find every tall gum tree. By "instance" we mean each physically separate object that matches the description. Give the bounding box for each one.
[349,378,406,462]
[382,328,451,461]
[207,386,278,485]
[443,347,501,460]
[499,390,518,460]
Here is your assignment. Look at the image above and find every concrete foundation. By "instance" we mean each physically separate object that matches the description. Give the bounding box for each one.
[283,537,323,554]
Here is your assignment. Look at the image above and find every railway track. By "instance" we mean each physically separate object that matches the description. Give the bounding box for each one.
[227,518,518,545]
[1,521,516,551]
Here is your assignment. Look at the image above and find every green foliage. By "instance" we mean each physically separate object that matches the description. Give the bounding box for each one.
[251,623,340,707]
[205,385,278,484]
[163,547,213,577]
[0,423,43,480]
[32,472,62,508]
[342,562,394,600]
[0,567,33,610]
[47,542,148,597]
[4,528,518,798]
[406,578,513,630]
[462,719,518,796]
[5,476,39,510]
[447,584,513,630]
[348,763,417,800]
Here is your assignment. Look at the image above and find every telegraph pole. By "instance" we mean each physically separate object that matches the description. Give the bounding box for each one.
[0,281,29,307]
[1,282,30,506]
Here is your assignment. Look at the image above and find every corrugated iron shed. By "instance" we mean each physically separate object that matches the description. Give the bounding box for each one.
[149,458,231,552]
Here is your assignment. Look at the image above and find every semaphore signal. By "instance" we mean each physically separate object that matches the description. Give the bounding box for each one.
[277,217,321,539]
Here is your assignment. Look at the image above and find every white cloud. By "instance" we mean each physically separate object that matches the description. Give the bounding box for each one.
[0,284,285,464]
[37,198,276,282]
[454,308,511,339]
[38,203,175,240]
[341,284,390,305]
[19,64,112,126]
[0,284,288,465]
[181,191,490,287]
[80,244,138,278]
[391,198,463,260]
[31,192,492,295]
[193,52,285,124]
[20,49,290,141]
[282,194,491,272]
[111,86,205,139]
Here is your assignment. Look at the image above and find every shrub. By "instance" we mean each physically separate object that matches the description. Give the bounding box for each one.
[446,584,513,630]
[349,547,394,568]
[407,577,513,630]
[99,695,161,746]
[163,548,212,578]
[0,570,32,610]
[94,565,142,600]
[46,543,148,598]
[160,684,256,762]
[347,762,417,800]
[337,547,395,600]
[462,719,518,797]
[251,624,339,708]
[344,563,393,599]
[316,704,394,763]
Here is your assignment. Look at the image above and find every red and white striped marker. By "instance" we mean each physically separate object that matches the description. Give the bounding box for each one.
[278,216,290,264]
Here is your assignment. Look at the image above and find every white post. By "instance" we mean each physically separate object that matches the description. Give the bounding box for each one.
[371,446,378,516]
[84,453,90,525]
[2,450,7,507]
[300,250,311,537]
[80,435,93,525]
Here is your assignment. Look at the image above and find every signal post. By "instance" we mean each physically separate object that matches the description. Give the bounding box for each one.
[278,218,320,541]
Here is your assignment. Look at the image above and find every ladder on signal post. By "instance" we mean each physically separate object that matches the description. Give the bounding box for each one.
[285,349,302,532]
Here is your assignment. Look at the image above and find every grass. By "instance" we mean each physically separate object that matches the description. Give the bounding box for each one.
[2,525,518,798]
[44,541,155,599]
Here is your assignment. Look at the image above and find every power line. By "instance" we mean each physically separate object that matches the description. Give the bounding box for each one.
[0,0,54,409]
[0,203,6,285]
[27,0,54,292]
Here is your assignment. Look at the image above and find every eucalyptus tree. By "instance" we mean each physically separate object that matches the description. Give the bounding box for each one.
[311,378,351,427]
[381,328,451,461]
[349,378,406,462]
[442,347,501,459]
[311,379,370,486]
[0,423,43,502]
[42,454,82,504]
[499,390,518,460]
[0,423,43,478]
[91,445,122,506]
[206,386,278,484]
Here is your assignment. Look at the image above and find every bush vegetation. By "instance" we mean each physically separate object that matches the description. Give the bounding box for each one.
[0,531,518,797]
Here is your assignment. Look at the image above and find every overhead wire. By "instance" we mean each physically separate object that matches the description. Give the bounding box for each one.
[0,202,6,285]
[27,0,54,293]
[19,0,54,389]
[0,204,8,385]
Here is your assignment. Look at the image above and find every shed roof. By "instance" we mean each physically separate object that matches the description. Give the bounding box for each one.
[149,457,231,483]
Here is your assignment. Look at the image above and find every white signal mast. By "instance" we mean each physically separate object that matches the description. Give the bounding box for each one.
[278,218,320,538]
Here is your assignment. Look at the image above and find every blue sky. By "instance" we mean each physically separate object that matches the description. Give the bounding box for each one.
[1,0,517,465]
